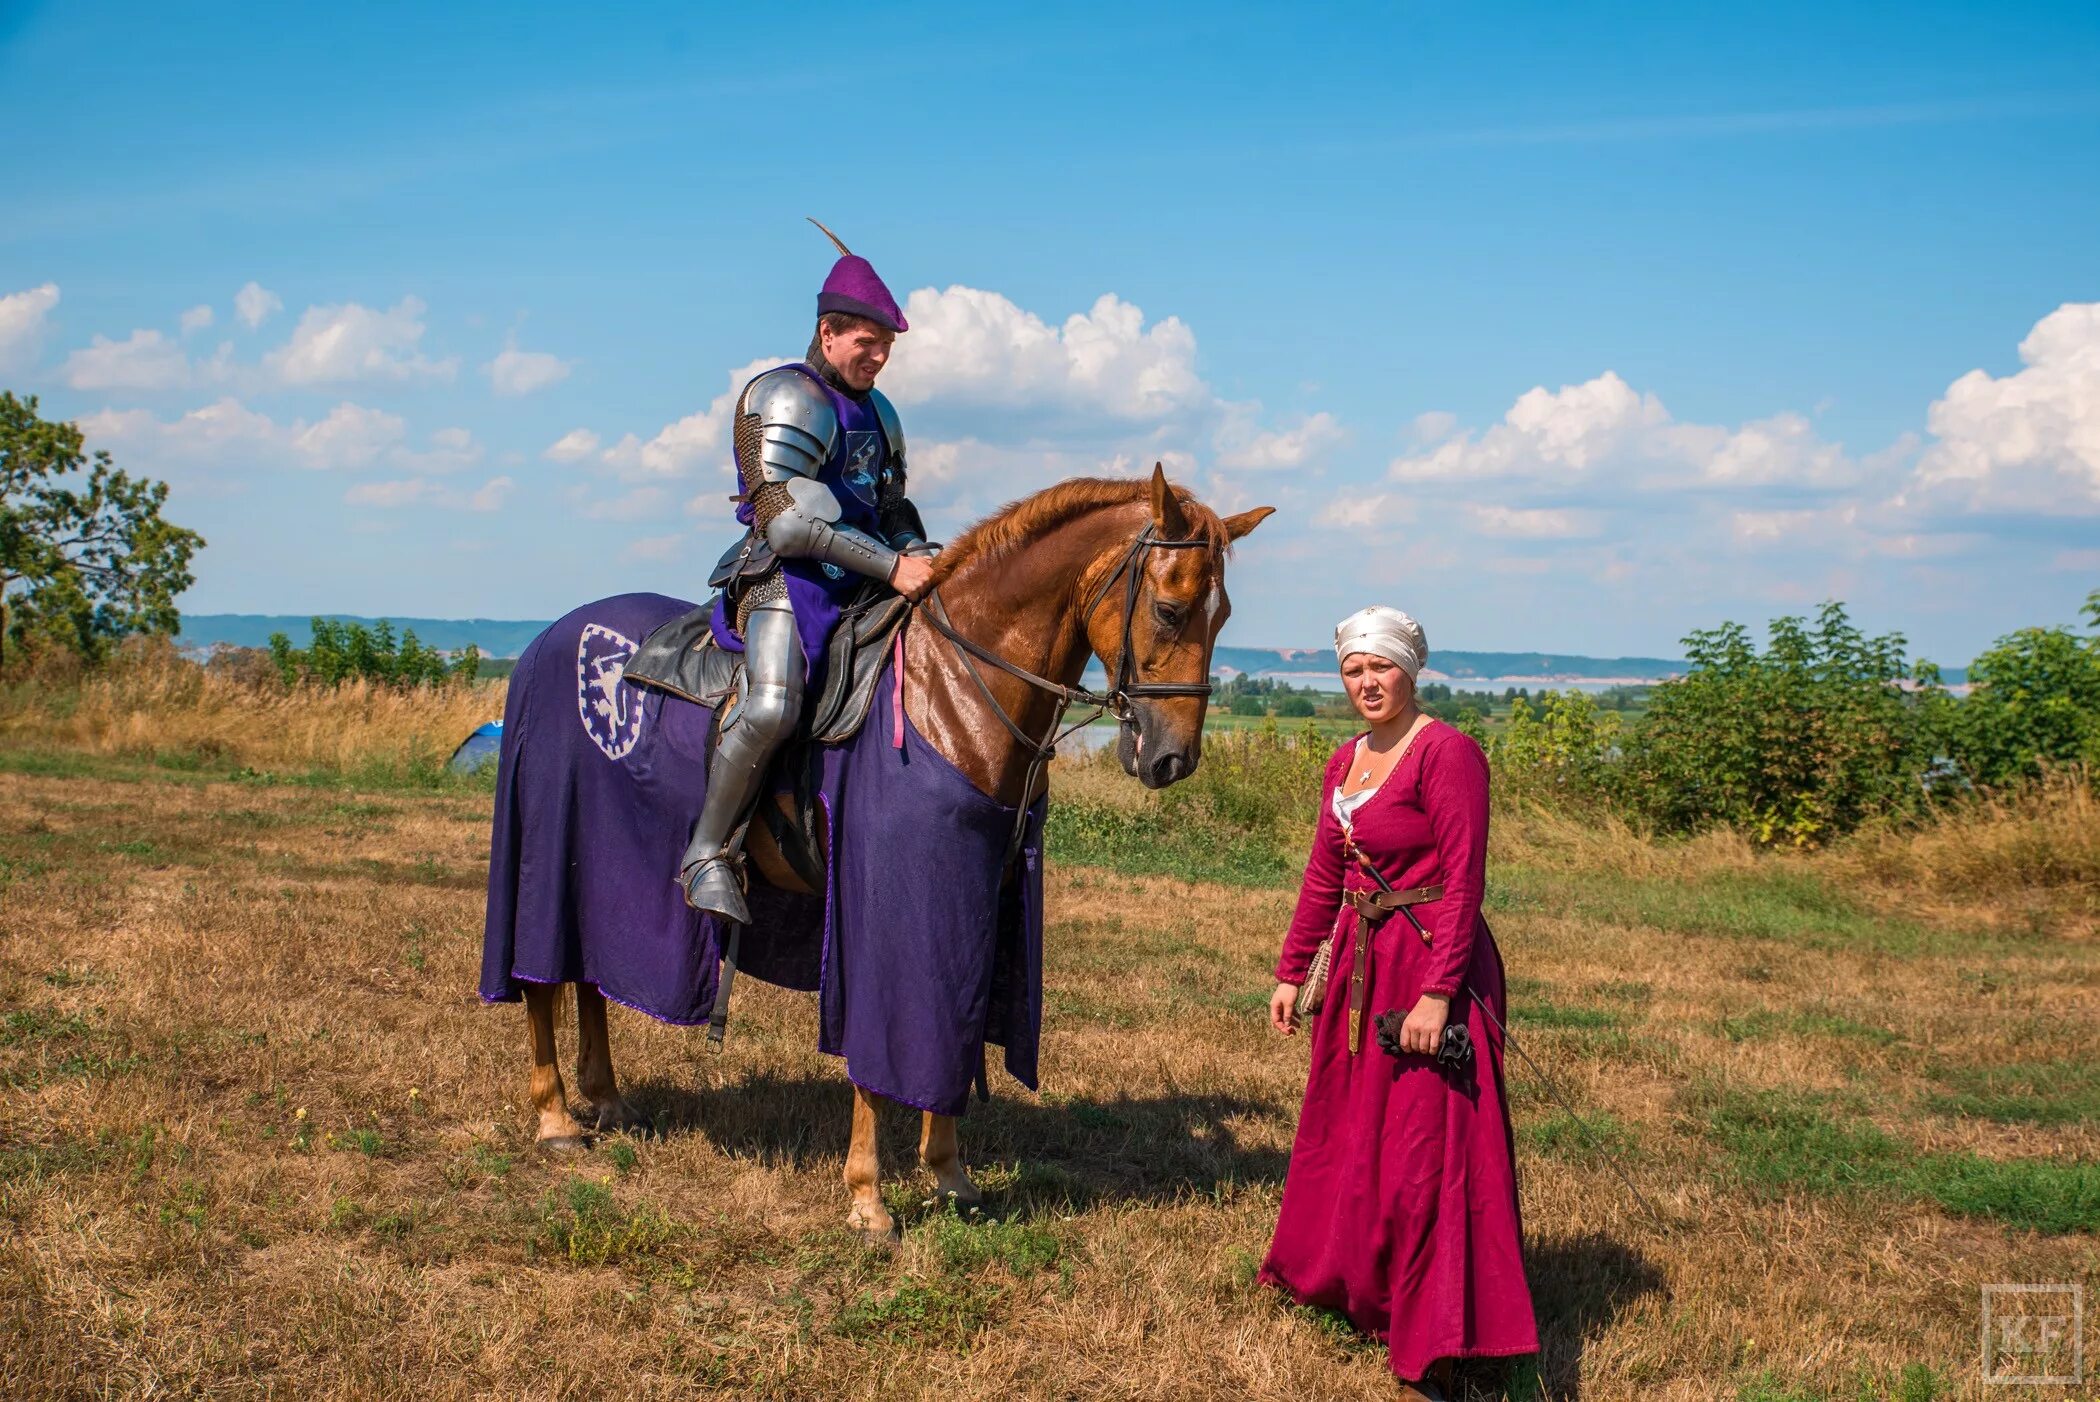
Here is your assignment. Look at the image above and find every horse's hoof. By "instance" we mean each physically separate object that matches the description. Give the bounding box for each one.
[851,1224,900,1252]
[538,1134,589,1154]
[933,1183,984,1209]
[589,1102,647,1134]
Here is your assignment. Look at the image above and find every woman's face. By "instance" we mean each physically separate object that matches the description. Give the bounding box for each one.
[1341,652,1413,725]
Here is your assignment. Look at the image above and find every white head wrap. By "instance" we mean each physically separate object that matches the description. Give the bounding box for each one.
[1334,604,1428,681]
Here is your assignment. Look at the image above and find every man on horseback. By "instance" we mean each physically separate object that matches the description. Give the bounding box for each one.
[680,222,937,924]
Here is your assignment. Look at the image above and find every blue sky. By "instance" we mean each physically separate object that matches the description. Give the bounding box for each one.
[4,1,2097,664]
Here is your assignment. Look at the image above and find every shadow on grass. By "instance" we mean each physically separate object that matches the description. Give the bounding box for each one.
[623,1069,1291,1208]
[1519,1231,1668,1401]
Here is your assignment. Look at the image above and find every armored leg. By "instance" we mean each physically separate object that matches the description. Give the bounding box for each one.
[680,597,804,925]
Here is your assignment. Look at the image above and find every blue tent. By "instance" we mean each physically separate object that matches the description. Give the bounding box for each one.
[448,720,504,773]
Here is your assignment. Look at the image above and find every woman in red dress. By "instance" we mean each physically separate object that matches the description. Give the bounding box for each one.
[1260,605,1538,1399]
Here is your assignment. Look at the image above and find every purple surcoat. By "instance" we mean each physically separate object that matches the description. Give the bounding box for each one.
[708,362,892,689]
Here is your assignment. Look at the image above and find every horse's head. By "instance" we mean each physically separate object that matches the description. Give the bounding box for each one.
[1088,465,1272,789]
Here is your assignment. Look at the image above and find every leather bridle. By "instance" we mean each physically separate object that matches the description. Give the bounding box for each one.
[915,524,1218,861]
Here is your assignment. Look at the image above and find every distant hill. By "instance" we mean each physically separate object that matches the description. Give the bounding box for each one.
[179,615,1688,681]
[180,615,552,658]
[1209,644,1685,683]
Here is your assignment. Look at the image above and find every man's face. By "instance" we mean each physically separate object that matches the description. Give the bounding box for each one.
[820,322,895,392]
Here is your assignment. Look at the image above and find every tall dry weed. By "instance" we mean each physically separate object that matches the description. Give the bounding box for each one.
[1837,771,2100,904]
[0,640,503,778]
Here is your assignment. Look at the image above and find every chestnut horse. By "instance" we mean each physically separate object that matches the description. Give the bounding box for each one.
[511,467,1270,1239]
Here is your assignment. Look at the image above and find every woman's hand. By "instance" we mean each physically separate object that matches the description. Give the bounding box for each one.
[1398,992,1450,1055]
[1269,982,1301,1036]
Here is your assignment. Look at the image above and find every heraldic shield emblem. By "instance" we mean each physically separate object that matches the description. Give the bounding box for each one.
[575,622,645,760]
[842,430,883,511]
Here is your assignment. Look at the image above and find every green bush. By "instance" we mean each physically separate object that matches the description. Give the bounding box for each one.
[1925,589,2100,787]
[1492,690,1618,803]
[1614,602,1923,845]
[267,618,477,689]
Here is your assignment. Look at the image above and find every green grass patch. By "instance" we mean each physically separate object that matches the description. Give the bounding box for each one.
[534,1179,677,1266]
[1923,1060,2100,1127]
[0,1008,147,1089]
[1046,799,1297,887]
[833,1278,1005,1347]
[1520,1110,1638,1166]
[327,1128,387,1157]
[1713,1005,1902,1047]
[1701,1087,2099,1233]
[920,1207,1063,1276]
[1513,997,1623,1031]
[1494,861,1947,954]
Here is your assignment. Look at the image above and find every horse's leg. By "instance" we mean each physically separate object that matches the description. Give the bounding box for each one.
[573,983,644,1135]
[919,1111,982,1206]
[845,1083,896,1242]
[524,983,587,1151]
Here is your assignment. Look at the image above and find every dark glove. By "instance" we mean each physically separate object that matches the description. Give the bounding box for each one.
[1374,1011,1474,1072]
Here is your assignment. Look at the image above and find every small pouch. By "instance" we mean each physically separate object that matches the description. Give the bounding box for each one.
[1293,934,1335,1019]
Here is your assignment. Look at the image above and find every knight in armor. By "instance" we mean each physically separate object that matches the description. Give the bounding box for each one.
[680,221,938,923]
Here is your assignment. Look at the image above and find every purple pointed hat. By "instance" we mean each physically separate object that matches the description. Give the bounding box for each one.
[810,218,908,333]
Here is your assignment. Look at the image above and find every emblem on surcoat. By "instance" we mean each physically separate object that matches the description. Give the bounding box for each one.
[575,622,645,761]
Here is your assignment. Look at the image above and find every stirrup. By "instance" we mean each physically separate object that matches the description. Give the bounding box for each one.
[681,852,750,925]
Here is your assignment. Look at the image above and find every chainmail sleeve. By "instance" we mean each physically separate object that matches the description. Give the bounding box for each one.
[734,408,790,629]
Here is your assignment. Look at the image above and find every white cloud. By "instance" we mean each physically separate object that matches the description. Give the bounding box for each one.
[1410,410,1458,444]
[632,533,683,561]
[393,425,483,474]
[544,428,600,463]
[80,396,488,480]
[599,356,775,480]
[487,338,572,396]
[343,474,513,512]
[291,402,406,469]
[1731,508,1817,544]
[467,476,514,512]
[1466,505,1597,539]
[179,304,214,334]
[880,287,1205,420]
[1316,493,1416,530]
[0,283,61,371]
[1904,301,2100,514]
[235,282,282,329]
[580,486,671,521]
[62,329,194,391]
[1214,411,1343,472]
[1389,371,1854,490]
[266,296,456,385]
[79,397,280,457]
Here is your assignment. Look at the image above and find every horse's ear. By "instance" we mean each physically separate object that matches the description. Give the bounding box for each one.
[1148,462,1190,539]
[1223,506,1275,541]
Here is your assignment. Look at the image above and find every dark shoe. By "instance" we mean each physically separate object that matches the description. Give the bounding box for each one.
[682,854,750,925]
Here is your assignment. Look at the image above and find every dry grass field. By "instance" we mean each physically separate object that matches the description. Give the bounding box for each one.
[1,685,2095,1399]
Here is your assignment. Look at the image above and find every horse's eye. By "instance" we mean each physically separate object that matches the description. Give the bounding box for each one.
[1153,600,1187,629]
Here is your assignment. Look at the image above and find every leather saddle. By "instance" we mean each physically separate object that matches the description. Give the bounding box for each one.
[621,587,910,746]
[621,589,912,894]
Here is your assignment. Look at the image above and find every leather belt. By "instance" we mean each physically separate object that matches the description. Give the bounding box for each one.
[1344,882,1444,1055]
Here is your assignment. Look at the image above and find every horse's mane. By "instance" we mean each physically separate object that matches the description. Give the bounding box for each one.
[929,477,1229,584]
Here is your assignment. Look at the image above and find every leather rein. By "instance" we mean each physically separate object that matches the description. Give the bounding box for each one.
[914,524,1217,862]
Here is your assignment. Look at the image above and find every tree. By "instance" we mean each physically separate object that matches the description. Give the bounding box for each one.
[267,617,478,689]
[1617,601,1922,845]
[1,392,203,667]
[1930,588,2100,786]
